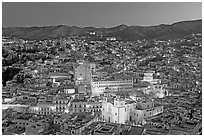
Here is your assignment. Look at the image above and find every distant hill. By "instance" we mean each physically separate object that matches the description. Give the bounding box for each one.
[2,19,202,41]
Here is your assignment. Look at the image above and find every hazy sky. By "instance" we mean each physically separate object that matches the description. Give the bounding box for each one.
[2,2,202,28]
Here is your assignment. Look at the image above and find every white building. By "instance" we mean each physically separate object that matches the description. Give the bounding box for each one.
[106,37,117,41]
[29,95,71,115]
[3,96,16,103]
[2,104,29,113]
[142,72,154,82]
[102,97,163,125]
[142,71,161,85]
[29,102,56,115]
[143,84,168,98]
[102,98,128,124]
[91,79,133,96]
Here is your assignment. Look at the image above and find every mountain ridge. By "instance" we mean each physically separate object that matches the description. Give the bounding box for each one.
[2,19,202,41]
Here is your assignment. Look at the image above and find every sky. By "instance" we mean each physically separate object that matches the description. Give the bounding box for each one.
[2,2,202,28]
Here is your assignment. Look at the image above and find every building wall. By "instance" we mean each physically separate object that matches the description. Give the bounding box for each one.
[64,88,75,94]
[102,101,114,123]
[91,80,133,95]
[102,99,163,124]
[86,102,102,112]
[102,99,129,124]
[71,101,87,113]
[2,104,29,113]
[74,63,94,85]
[143,84,168,98]
[129,106,164,123]
[12,119,31,128]
[53,99,70,114]
[29,103,55,115]
[112,106,128,124]
[29,98,71,115]
[3,97,16,103]
[143,72,153,81]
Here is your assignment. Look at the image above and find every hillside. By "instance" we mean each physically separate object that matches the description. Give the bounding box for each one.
[2,19,202,41]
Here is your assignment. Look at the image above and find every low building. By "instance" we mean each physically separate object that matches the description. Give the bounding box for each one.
[3,96,16,103]
[91,79,133,96]
[12,113,34,128]
[143,84,168,98]
[86,101,102,113]
[25,117,51,135]
[56,112,97,135]
[70,98,87,113]
[29,102,56,115]
[102,97,163,125]
[2,104,30,113]
[53,95,72,114]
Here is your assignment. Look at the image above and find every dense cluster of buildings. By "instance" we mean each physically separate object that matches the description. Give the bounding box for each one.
[2,32,202,135]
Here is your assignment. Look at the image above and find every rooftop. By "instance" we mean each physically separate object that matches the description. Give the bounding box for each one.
[85,122,144,135]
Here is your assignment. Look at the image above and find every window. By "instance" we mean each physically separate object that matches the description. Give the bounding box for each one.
[115,113,117,115]
[144,114,146,116]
